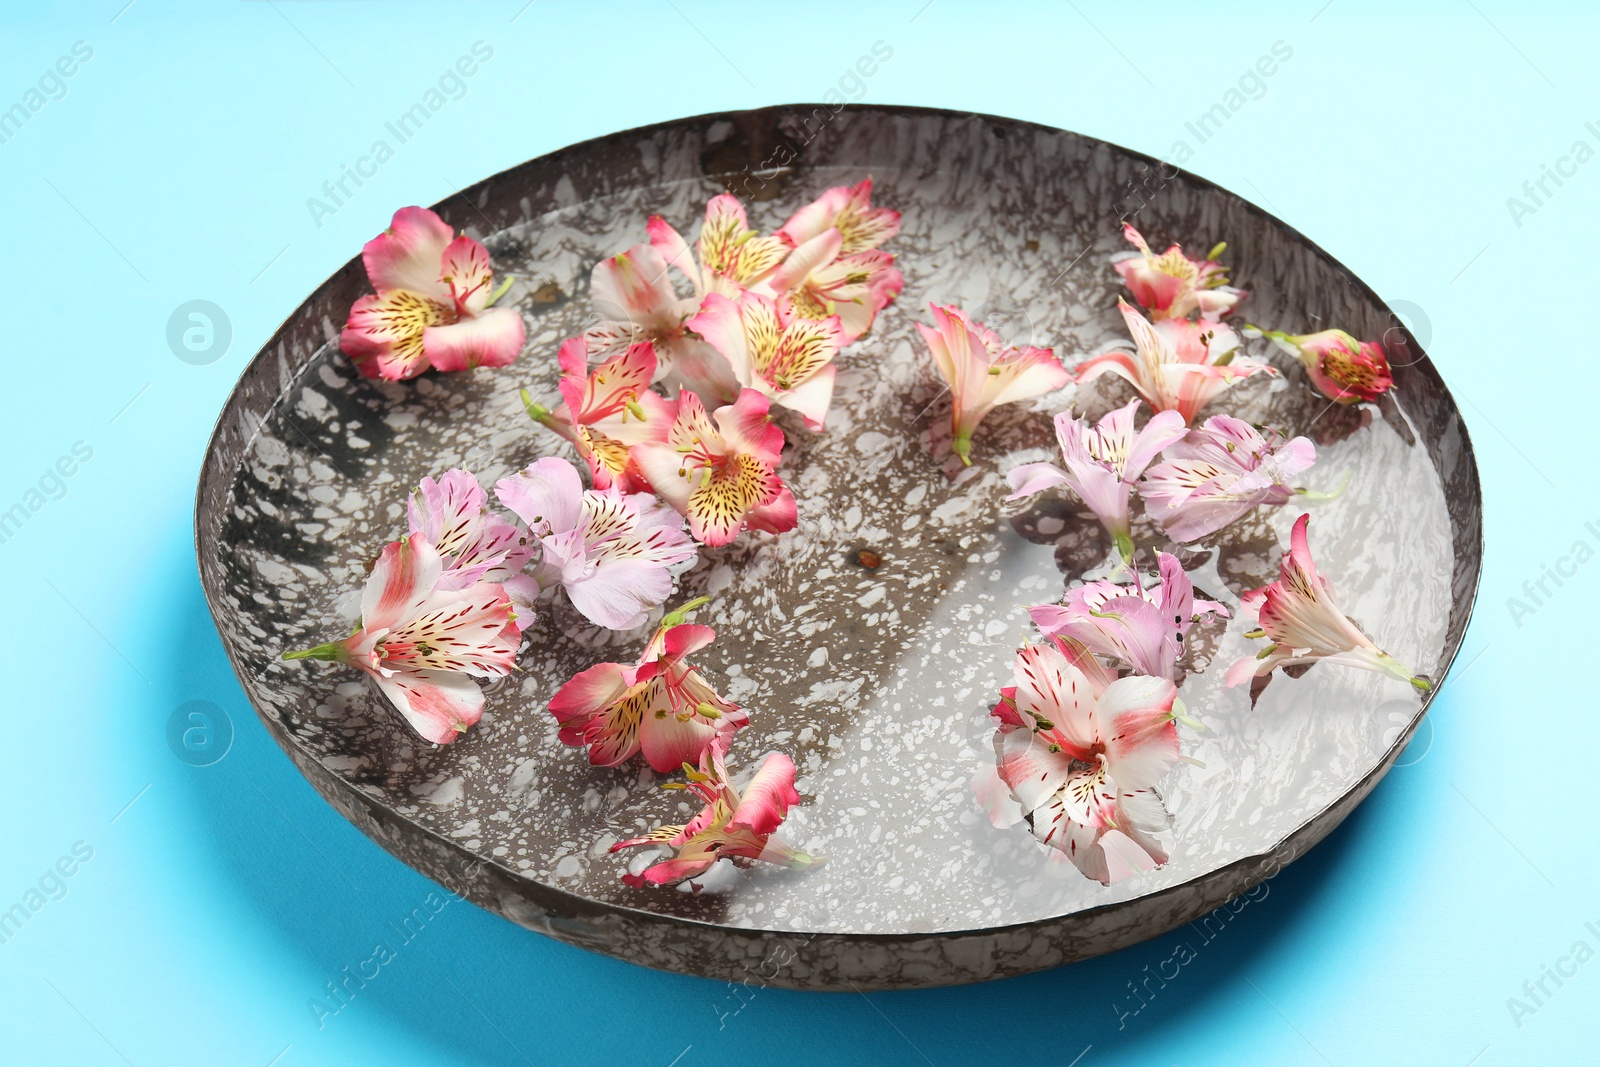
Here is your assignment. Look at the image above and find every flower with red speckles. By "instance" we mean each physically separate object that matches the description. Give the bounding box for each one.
[991,640,1182,884]
[648,192,791,301]
[776,177,902,255]
[547,598,748,772]
[612,749,820,887]
[1139,414,1317,543]
[1075,299,1274,426]
[1225,513,1427,690]
[769,227,902,342]
[1030,551,1228,681]
[1006,398,1187,563]
[494,457,697,631]
[631,388,797,547]
[689,291,844,431]
[522,337,677,493]
[406,468,539,623]
[1112,223,1243,322]
[918,302,1071,466]
[584,241,736,402]
[283,533,520,744]
[1251,326,1395,404]
[339,206,525,380]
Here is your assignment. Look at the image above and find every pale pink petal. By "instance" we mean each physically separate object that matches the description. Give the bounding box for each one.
[568,557,677,631]
[423,306,525,372]
[372,667,483,744]
[363,206,453,299]
[1006,461,1071,500]
[494,457,584,535]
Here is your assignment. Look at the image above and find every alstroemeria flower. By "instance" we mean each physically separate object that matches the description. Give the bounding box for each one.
[632,388,798,547]
[1253,327,1395,404]
[339,206,526,380]
[611,751,821,887]
[1225,513,1427,690]
[648,192,790,301]
[1006,398,1187,562]
[284,534,519,744]
[1140,415,1317,542]
[689,291,844,431]
[769,227,903,342]
[547,600,748,771]
[407,468,539,619]
[523,337,676,493]
[494,457,697,630]
[992,641,1181,884]
[1029,551,1228,681]
[918,303,1071,466]
[776,177,902,255]
[1112,223,1244,322]
[1076,300,1274,425]
[585,242,737,401]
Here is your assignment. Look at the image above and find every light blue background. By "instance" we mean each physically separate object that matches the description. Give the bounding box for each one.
[0,1,1587,1064]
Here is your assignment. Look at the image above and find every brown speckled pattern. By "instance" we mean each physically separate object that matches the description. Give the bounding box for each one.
[196,105,1481,989]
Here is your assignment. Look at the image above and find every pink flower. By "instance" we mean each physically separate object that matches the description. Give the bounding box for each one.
[688,291,844,431]
[407,468,539,620]
[917,303,1071,466]
[611,750,821,887]
[648,193,790,300]
[769,228,902,341]
[1075,299,1274,425]
[585,242,737,401]
[1140,415,1317,542]
[283,534,519,744]
[547,600,749,771]
[1254,327,1395,404]
[494,457,697,631]
[523,337,677,493]
[776,177,902,255]
[631,388,798,547]
[1029,551,1228,681]
[992,641,1182,884]
[1112,223,1243,321]
[1006,398,1187,562]
[1225,514,1427,689]
[339,206,526,380]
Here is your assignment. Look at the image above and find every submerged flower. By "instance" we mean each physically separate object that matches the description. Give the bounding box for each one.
[339,206,525,380]
[407,468,538,617]
[1140,415,1317,542]
[1225,513,1427,689]
[1030,551,1228,681]
[494,457,696,630]
[918,303,1071,466]
[1112,223,1243,322]
[284,534,519,744]
[523,337,676,493]
[1006,398,1187,562]
[776,177,902,255]
[1076,299,1274,425]
[612,750,821,887]
[689,291,844,431]
[547,599,748,771]
[992,641,1182,884]
[648,192,790,301]
[631,388,797,547]
[1253,327,1394,404]
[585,242,736,401]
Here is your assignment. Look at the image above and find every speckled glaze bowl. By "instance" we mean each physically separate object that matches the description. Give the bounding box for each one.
[196,104,1481,990]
